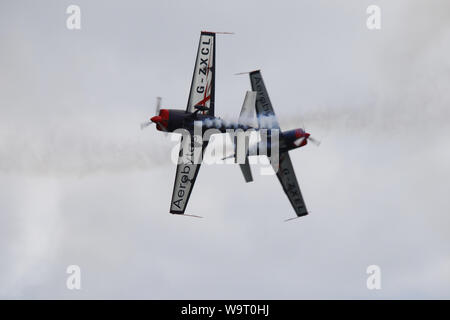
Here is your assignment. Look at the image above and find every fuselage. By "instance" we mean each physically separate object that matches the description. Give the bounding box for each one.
[151,108,253,133]
[150,108,310,154]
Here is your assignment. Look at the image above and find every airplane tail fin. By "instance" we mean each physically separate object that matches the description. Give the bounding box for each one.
[236,91,257,183]
[238,91,258,128]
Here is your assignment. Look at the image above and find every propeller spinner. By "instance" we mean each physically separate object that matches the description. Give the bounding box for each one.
[293,128,321,147]
[140,97,163,130]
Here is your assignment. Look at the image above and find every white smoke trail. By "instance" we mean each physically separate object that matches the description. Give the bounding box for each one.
[202,114,278,129]
[0,115,174,176]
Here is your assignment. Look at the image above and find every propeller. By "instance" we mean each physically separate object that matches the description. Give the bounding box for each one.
[155,96,161,115]
[140,97,163,130]
[293,134,321,147]
[140,121,153,130]
[294,125,321,147]
[308,136,321,146]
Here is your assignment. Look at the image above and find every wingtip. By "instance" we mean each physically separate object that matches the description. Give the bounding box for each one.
[183,213,204,218]
[284,212,309,222]
[201,30,235,35]
[234,69,261,76]
[170,211,203,218]
[284,216,301,222]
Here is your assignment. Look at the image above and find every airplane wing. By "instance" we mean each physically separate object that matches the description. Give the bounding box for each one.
[274,152,308,217]
[249,70,280,129]
[170,134,208,214]
[186,31,216,116]
[170,32,216,214]
[249,70,308,217]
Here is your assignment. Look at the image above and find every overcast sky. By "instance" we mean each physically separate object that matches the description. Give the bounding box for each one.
[1,0,449,299]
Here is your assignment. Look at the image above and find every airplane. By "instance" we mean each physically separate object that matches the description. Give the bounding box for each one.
[233,70,320,219]
[141,31,318,219]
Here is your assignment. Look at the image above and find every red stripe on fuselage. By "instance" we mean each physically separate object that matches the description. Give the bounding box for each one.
[196,95,211,106]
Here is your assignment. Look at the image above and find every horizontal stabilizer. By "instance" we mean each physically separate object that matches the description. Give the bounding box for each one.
[239,158,253,183]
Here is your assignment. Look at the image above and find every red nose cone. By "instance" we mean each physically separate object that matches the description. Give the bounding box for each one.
[151,115,162,123]
[151,109,170,132]
[300,133,310,147]
[295,128,305,139]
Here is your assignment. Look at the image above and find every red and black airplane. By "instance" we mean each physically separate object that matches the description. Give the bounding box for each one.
[142,32,318,219]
